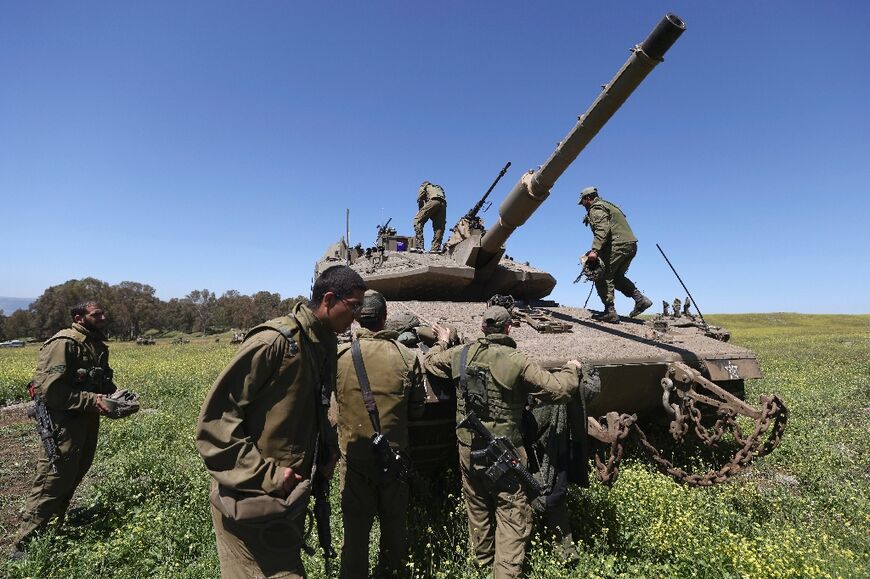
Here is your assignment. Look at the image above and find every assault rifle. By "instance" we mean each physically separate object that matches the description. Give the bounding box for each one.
[26,381,60,473]
[371,432,411,484]
[458,410,546,496]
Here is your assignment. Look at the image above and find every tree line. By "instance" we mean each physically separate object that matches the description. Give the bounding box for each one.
[0,277,306,341]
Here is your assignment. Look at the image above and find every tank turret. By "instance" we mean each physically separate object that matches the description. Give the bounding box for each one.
[319,14,685,301]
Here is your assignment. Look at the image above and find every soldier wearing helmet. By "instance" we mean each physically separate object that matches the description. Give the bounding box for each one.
[578,186,652,323]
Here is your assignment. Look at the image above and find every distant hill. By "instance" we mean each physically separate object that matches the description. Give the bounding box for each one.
[0,297,34,314]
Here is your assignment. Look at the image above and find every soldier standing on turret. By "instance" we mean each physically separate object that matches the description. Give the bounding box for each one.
[579,186,652,323]
[412,180,447,253]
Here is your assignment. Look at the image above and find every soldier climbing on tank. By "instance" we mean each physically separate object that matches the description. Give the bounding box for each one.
[412,180,447,253]
[578,186,652,323]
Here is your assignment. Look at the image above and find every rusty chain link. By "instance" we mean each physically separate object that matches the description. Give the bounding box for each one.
[588,370,788,487]
[631,394,788,486]
[589,412,637,486]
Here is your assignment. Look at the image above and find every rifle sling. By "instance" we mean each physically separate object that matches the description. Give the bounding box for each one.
[458,343,472,401]
[350,338,382,434]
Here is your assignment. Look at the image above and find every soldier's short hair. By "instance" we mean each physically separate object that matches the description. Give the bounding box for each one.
[70,301,103,320]
[309,265,366,309]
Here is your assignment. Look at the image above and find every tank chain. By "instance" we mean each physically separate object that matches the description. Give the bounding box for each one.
[632,394,787,486]
[587,364,788,487]
[587,411,637,486]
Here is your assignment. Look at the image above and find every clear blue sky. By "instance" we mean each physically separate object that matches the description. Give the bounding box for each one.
[2,1,868,314]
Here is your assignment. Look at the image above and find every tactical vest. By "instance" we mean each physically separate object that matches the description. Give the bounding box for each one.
[454,339,527,446]
[42,326,113,393]
[585,198,637,245]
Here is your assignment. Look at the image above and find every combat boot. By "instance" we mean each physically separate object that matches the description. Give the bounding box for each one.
[596,304,619,323]
[629,290,653,318]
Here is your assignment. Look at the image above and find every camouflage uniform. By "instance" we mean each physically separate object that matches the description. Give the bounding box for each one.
[335,326,426,578]
[582,192,650,318]
[196,302,337,579]
[424,310,579,579]
[413,181,447,251]
[15,322,117,547]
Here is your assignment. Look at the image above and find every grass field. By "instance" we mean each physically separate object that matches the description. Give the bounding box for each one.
[1,314,868,578]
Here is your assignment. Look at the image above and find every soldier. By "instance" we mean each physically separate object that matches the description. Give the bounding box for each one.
[196,265,366,579]
[412,180,447,252]
[578,186,652,323]
[13,301,119,557]
[335,290,427,578]
[423,306,582,579]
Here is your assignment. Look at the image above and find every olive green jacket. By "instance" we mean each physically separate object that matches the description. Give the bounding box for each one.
[196,302,337,496]
[424,334,578,446]
[335,328,426,461]
[583,197,637,252]
[34,322,116,413]
[417,182,446,207]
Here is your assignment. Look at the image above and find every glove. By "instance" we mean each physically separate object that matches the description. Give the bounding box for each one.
[102,389,141,419]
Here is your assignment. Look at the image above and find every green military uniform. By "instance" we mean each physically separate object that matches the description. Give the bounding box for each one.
[335,326,426,578]
[584,196,638,305]
[581,190,651,319]
[413,181,447,251]
[196,302,337,579]
[424,311,579,579]
[15,322,117,547]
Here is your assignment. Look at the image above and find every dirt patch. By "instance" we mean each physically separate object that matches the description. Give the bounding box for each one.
[0,407,38,547]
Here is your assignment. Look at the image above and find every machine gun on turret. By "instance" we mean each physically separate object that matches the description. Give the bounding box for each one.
[375,217,394,246]
[445,162,511,252]
[451,161,511,234]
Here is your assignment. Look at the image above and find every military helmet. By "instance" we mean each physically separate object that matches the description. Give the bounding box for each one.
[577,186,598,204]
[385,311,420,334]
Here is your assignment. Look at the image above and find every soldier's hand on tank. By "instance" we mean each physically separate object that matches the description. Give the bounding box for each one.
[565,359,583,371]
[282,467,303,495]
[432,322,452,343]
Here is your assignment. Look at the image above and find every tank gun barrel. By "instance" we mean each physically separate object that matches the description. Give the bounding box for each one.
[477,13,685,265]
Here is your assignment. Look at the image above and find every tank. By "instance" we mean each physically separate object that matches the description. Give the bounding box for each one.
[317,14,787,486]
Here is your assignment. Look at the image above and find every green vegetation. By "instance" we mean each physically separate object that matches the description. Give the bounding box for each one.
[1,314,868,578]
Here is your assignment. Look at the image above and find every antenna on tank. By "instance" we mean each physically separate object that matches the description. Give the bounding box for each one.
[656,243,708,329]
